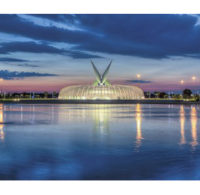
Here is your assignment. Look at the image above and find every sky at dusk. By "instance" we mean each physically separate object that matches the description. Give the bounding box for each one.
[1,14,200,92]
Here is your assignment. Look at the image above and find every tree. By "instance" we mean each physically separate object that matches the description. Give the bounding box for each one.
[173,94,181,99]
[193,94,200,101]
[44,91,48,99]
[158,92,167,98]
[52,91,58,98]
[164,94,169,99]
[182,89,192,99]
[144,92,151,98]
[154,92,160,98]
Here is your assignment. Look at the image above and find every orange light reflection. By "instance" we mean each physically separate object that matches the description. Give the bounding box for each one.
[180,105,186,144]
[135,104,143,147]
[0,104,4,141]
[191,107,198,148]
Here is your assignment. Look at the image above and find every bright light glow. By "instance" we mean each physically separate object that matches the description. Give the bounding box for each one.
[136,74,141,79]
[180,80,184,84]
[0,78,3,82]
[192,76,196,81]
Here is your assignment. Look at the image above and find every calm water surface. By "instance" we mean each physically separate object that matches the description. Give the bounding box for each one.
[0,103,200,180]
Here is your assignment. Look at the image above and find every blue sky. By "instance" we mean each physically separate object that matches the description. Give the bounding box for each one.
[0,14,200,92]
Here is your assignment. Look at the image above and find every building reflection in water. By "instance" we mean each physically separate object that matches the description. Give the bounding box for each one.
[135,104,143,147]
[92,105,110,134]
[0,104,4,141]
[58,104,111,134]
[180,105,186,145]
[190,106,198,148]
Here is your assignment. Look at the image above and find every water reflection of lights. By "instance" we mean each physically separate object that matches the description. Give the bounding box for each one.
[191,106,198,148]
[92,105,110,134]
[20,105,23,122]
[58,104,111,134]
[135,104,143,147]
[180,105,186,145]
[0,104,4,141]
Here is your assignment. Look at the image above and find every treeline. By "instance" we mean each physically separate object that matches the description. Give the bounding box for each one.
[144,89,199,100]
[0,92,59,99]
[0,88,198,100]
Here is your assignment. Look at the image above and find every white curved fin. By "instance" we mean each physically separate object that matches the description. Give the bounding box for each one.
[102,60,112,84]
[91,60,101,83]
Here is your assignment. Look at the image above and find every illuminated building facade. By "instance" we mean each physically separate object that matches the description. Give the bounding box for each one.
[59,61,144,100]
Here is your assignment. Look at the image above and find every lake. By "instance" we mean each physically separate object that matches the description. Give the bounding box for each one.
[0,103,200,180]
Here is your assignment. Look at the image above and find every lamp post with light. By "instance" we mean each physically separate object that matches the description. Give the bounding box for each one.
[180,80,184,99]
[136,74,141,79]
[192,76,196,81]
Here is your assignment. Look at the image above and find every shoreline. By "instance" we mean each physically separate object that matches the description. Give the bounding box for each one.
[0,99,199,104]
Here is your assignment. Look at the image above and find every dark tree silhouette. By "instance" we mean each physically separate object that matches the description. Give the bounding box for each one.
[182,89,192,98]
[158,92,167,98]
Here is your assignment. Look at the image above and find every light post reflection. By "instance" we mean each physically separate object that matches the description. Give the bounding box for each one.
[190,106,198,148]
[135,104,143,147]
[0,104,4,141]
[180,105,186,144]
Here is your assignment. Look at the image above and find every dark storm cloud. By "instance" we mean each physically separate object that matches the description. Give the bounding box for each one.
[0,41,101,59]
[125,79,152,84]
[0,57,28,62]
[1,14,200,59]
[0,70,57,80]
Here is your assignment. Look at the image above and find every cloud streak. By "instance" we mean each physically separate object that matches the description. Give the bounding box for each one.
[16,64,40,67]
[0,41,101,59]
[125,79,152,84]
[0,70,57,80]
[0,57,28,62]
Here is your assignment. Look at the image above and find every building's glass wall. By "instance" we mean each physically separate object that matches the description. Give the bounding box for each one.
[59,85,144,100]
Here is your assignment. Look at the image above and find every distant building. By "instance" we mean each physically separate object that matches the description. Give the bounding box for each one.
[59,61,144,100]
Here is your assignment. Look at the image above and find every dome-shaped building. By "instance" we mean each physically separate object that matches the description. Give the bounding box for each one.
[59,61,145,100]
